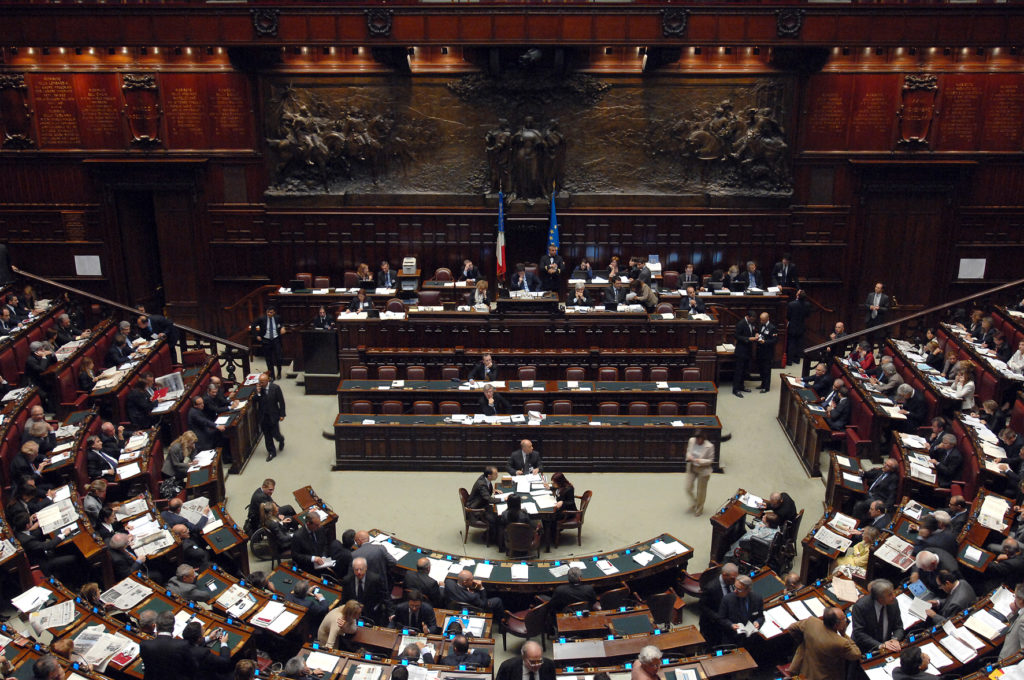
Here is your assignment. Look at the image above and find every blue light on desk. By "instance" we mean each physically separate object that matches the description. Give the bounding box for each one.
[715,650,722,657]
[783,594,790,600]
[566,668,575,673]
[271,594,277,600]
[240,580,246,586]
[227,617,233,624]
[459,665,467,671]
[485,560,491,565]
[592,556,598,561]
[607,635,614,641]
[619,606,626,612]
[554,561,561,566]
[865,652,873,660]
[416,548,422,553]
[33,644,40,652]
[365,654,372,661]
[560,637,566,643]
[72,663,80,670]
[126,624,132,631]
[908,634,915,643]
[661,657,669,663]
[322,578,328,586]
[654,629,661,636]
[165,590,172,597]
[462,609,469,615]
[292,565,298,572]
[357,620,365,627]
[313,643,319,650]
[446,555,452,560]
[625,549,632,554]
[402,660,409,666]
[625,663,633,669]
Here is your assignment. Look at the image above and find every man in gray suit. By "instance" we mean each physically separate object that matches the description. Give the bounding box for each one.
[1000,583,1024,660]
[924,570,976,624]
[352,529,397,586]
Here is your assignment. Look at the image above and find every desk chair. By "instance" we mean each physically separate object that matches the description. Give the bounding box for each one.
[566,366,586,381]
[517,365,537,381]
[441,365,460,381]
[314,276,330,288]
[686,401,709,416]
[378,366,398,381]
[296,273,313,289]
[650,366,670,382]
[624,367,644,382]
[433,267,453,282]
[644,588,682,630]
[352,401,373,415]
[407,366,426,380]
[552,400,572,415]
[418,291,442,306]
[524,400,544,414]
[350,366,369,380]
[412,401,434,415]
[381,401,403,415]
[597,584,635,610]
[682,367,701,381]
[439,401,460,415]
[504,522,541,559]
[385,298,405,313]
[554,490,592,547]
[598,367,619,382]
[502,599,548,651]
[627,401,650,416]
[655,302,675,315]
[458,488,490,546]
[662,270,679,290]
[657,401,679,416]
[598,401,620,416]
[343,271,360,288]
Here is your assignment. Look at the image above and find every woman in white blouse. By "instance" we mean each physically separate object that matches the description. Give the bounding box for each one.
[1008,339,1024,374]
[951,361,976,410]
[473,280,490,306]
[685,429,716,516]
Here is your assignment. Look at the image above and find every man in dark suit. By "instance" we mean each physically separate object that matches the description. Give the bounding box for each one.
[466,466,499,540]
[755,312,779,393]
[857,500,891,535]
[548,567,597,614]
[376,260,397,288]
[698,562,738,646]
[404,557,443,605]
[105,334,132,368]
[181,622,233,680]
[255,372,286,462]
[86,435,119,481]
[680,286,706,315]
[912,515,957,556]
[161,497,210,536]
[854,458,901,519]
[126,380,157,431]
[604,276,629,306]
[285,578,329,626]
[718,574,765,643]
[509,264,541,293]
[742,261,764,289]
[343,556,393,624]
[292,513,345,576]
[312,305,333,330]
[99,421,125,457]
[539,245,564,292]
[733,310,758,397]
[864,282,892,329]
[13,513,78,583]
[171,524,212,571]
[925,570,976,624]
[140,611,199,680]
[851,579,904,654]
[986,538,1024,589]
[909,549,960,595]
[54,313,87,347]
[945,496,969,535]
[771,254,799,288]
[458,259,481,282]
[895,384,928,433]
[680,263,700,287]
[390,589,439,633]
[0,307,15,335]
[508,439,541,475]
[443,635,491,667]
[24,341,57,410]
[108,532,156,582]
[929,433,962,488]
[167,564,214,603]
[825,385,851,430]
[187,396,222,452]
[496,642,555,680]
[765,491,797,527]
[479,384,510,416]
[468,354,499,382]
[804,364,832,398]
[352,529,397,586]
[252,305,285,380]
[786,289,811,365]
[9,442,46,489]
[445,569,504,618]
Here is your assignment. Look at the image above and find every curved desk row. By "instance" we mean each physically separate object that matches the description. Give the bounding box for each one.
[334,415,721,472]
[371,529,693,596]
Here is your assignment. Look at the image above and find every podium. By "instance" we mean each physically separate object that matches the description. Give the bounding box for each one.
[301,328,339,394]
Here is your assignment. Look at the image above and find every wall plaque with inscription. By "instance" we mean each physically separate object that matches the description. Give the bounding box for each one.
[206,72,253,150]
[29,73,82,149]
[0,74,34,149]
[934,74,984,151]
[162,73,209,149]
[848,75,899,151]
[896,73,937,149]
[801,75,852,151]
[980,76,1024,151]
[72,73,124,149]
[121,73,162,147]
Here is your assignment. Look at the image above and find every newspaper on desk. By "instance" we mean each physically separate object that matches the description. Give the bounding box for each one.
[100,578,153,610]
[178,497,210,526]
[0,538,17,561]
[737,492,764,509]
[978,495,1010,531]
[813,526,853,553]
[36,498,78,535]
[115,498,149,521]
[828,512,858,534]
[133,529,174,558]
[217,584,258,617]
[875,535,915,571]
[28,599,75,631]
[74,624,136,673]
[2,387,29,402]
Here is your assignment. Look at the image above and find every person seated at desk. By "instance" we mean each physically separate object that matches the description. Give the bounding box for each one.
[445,569,504,618]
[260,501,298,552]
[459,258,481,282]
[803,363,832,397]
[627,256,653,286]
[606,255,624,281]
[718,574,765,642]
[567,282,593,307]
[740,261,764,290]
[355,262,373,283]
[894,383,928,433]
[911,514,957,556]
[852,458,900,520]
[167,564,214,602]
[469,353,499,382]
[126,379,157,431]
[162,495,210,535]
[928,433,963,488]
[285,578,329,626]
[724,511,781,560]
[312,305,332,329]
[604,276,629,306]
[869,362,902,395]
[922,340,945,371]
[981,399,1007,434]
[630,646,663,680]
[550,472,576,518]
[472,280,491,306]
[834,526,881,572]
[5,475,52,524]
[993,331,1013,363]
[293,513,347,577]
[24,420,56,457]
[0,307,17,335]
[466,466,500,544]
[106,333,132,368]
[10,441,49,489]
[680,285,705,315]
[188,397,224,455]
[499,494,540,550]
[78,356,97,393]
[443,635,491,667]
[626,279,658,312]
[95,506,125,542]
[55,313,89,347]
[398,642,436,665]
[999,584,1024,661]
[849,341,876,372]
[85,437,118,483]
[851,579,904,655]
[681,263,701,287]
[347,288,374,313]
[317,600,362,652]
[539,245,564,292]
[479,384,510,416]
[548,566,597,614]
[180,622,233,680]
[1009,339,1024,374]
[825,385,851,430]
[509,263,541,292]
[573,257,594,282]
[508,439,541,475]
[390,588,439,634]
[908,549,960,596]
[892,647,931,680]
[950,361,976,410]
[376,260,396,288]
[922,569,976,625]
[81,479,106,523]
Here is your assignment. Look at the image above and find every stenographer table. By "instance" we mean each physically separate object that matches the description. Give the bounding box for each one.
[777,374,835,477]
[334,414,721,472]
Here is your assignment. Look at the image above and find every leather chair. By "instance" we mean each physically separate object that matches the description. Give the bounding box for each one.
[686,401,710,416]
[459,488,490,546]
[385,298,405,313]
[566,366,586,381]
[598,367,619,382]
[661,270,679,290]
[352,401,373,415]
[597,584,634,610]
[554,490,592,547]
[381,401,403,415]
[296,273,313,288]
[378,366,398,381]
[433,267,454,282]
[504,522,541,559]
[441,365,460,380]
[517,365,537,381]
[439,401,460,415]
[598,401,620,416]
[418,291,442,306]
[407,366,426,380]
[343,271,360,288]
[314,276,330,288]
[552,400,572,415]
[412,401,434,415]
[502,599,548,651]
[650,366,669,382]
[350,365,369,380]
[657,401,679,416]
[655,302,675,315]
[524,400,544,414]
[682,367,701,381]
[624,367,644,382]
[627,401,649,416]
[644,588,681,629]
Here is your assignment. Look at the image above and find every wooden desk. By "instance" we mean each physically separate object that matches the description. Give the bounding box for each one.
[89,337,168,423]
[334,414,721,473]
[196,565,305,638]
[939,323,1023,404]
[201,501,250,575]
[777,374,834,477]
[293,485,339,541]
[221,381,262,474]
[337,380,718,415]
[708,490,765,566]
[553,624,703,664]
[186,448,226,505]
[824,451,868,514]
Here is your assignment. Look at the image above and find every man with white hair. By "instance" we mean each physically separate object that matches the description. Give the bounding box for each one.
[699,562,738,645]
[928,433,963,488]
[630,646,662,680]
[894,382,928,432]
[851,579,903,654]
[55,313,89,346]
[908,549,959,597]
[495,640,555,680]
[342,556,391,624]
[444,569,504,619]
[719,574,764,636]
[166,564,212,602]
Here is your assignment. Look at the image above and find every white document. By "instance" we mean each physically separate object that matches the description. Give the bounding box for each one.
[473,563,493,579]
[919,641,953,669]
[965,609,1005,640]
[937,633,976,664]
[428,558,454,585]
[29,599,75,629]
[511,564,529,581]
[764,605,797,631]
[215,415,231,426]
[786,599,815,621]
[990,586,1016,618]
[549,564,570,578]
[896,593,926,629]
[250,601,286,628]
[117,462,142,479]
[267,611,299,634]
[841,472,863,486]
[828,513,858,533]
[632,551,655,566]
[964,545,984,563]
[596,559,619,575]
[304,651,340,674]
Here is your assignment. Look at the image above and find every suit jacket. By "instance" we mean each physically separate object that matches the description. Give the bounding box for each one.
[353,541,397,585]
[509,272,541,292]
[786,616,860,680]
[444,648,491,667]
[110,547,143,580]
[87,448,119,480]
[479,393,511,416]
[826,397,851,431]
[806,373,832,398]
[253,315,284,345]
[161,509,208,535]
[604,285,628,305]
[1001,610,1024,660]
[910,548,960,594]
[313,313,333,329]
[78,370,96,392]
[24,352,56,387]
[539,255,564,290]
[508,449,542,475]
[181,537,211,570]
[901,390,928,431]
[167,577,213,602]
[934,580,976,622]
[468,362,499,382]
[186,643,233,678]
[403,570,443,605]
[444,579,493,610]
[126,389,155,429]
[377,270,398,288]
[457,266,481,282]
[291,526,333,572]
[741,270,764,289]
[105,343,131,369]
[757,322,779,359]
[16,528,63,570]
[933,446,963,487]
[348,298,374,312]
[100,432,123,457]
[864,292,892,324]
[188,406,218,452]
[851,594,904,652]
[698,573,734,644]
[771,262,799,287]
[496,657,556,680]
[734,318,756,358]
[913,530,957,557]
[466,474,495,509]
[719,591,765,627]
[987,552,1024,588]
[772,493,798,526]
[9,453,40,484]
[140,635,199,680]
[863,467,899,507]
[629,283,658,311]
[549,583,598,613]
[567,292,594,307]
[680,296,706,314]
[342,570,392,621]
[391,601,439,633]
[256,381,286,425]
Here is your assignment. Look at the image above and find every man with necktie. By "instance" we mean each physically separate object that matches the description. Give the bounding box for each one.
[510,263,540,293]
[851,579,904,654]
[733,310,758,397]
[255,372,286,462]
[376,260,396,288]
[698,562,738,646]
[771,254,799,288]
[253,305,285,380]
[718,575,765,655]
[854,457,900,519]
[496,641,555,680]
[864,282,891,331]
[0,308,14,334]
[744,261,764,290]
[343,556,392,624]
[755,312,779,393]
[390,590,439,633]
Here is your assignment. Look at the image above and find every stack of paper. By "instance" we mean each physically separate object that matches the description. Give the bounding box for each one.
[874,535,914,571]
[250,601,287,628]
[12,586,51,613]
[100,578,153,610]
[632,551,655,566]
[596,560,619,575]
[978,495,1010,531]
[511,564,529,581]
[650,540,686,559]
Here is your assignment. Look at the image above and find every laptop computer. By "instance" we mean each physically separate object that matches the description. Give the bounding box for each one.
[287,278,308,291]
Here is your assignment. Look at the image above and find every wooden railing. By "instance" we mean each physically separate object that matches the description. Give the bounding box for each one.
[222,285,278,346]
[800,277,1024,375]
[12,267,251,383]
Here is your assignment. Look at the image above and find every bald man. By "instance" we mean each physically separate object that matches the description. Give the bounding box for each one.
[508,439,542,476]
[496,641,555,680]
[352,529,397,586]
[786,607,860,680]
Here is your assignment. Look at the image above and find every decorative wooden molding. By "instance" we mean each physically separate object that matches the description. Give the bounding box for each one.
[251,8,280,38]
[776,9,804,39]
[660,8,689,38]
[366,9,394,38]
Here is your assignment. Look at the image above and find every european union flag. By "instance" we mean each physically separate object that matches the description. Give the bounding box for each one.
[548,183,559,249]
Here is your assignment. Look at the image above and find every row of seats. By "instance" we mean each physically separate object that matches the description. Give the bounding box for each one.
[0,304,62,385]
[349,399,709,416]
[52,321,119,413]
[0,391,44,490]
[935,327,1006,404]
[299,269,722,291]
[351,364,700,382]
